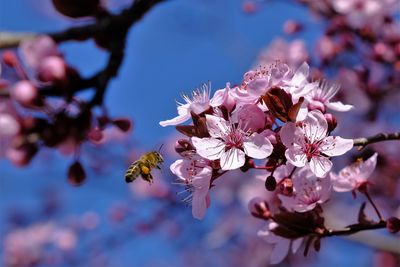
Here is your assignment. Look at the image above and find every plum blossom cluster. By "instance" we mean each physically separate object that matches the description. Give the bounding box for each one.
[160,61,400,262]
[160,61,355,218]
[0,36,132,185]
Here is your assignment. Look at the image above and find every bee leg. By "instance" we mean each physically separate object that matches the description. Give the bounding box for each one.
[141,173,153,183]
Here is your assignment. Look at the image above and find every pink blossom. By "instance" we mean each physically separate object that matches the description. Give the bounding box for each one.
[278,168,332,212]
[330,153,378,192]
[258,222,303,264]
[170,152,212,219]
[160,82,224,126]
[192,115,273,170]
[255,39,309,69]
[280,110,353,177]
[331,0,397,30]
[305,80,353,112]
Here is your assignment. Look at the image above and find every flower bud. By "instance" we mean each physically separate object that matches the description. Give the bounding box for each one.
[324,113,337,132]
[279,177,293,196]
[386,217,400,234]
[67,161,86,186]
[38,56,67,82]
[283,20,303,34]
[12,81,38,106]
[265,175,277,191]
[248,197,271,220]
[2,50,19,67]
[87,127,103,143]
[175,139,195,155]
[112,118,132,132]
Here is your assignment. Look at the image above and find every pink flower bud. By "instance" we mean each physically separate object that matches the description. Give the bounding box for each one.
[278,177,293,196]
[2,50,19,67]
[87,127,103,143]
[175,139,195,155]
[283,20,303,34]
[324,113,337,132]
[386,217,400,234]
[12,81,38,106]
[248,197,271,220]
[38,56,67,82]
[113,118,132,132]
[242,1,257,14]
[67,161,86,186]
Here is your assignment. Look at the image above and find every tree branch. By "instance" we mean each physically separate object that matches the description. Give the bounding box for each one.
[323,221,387,237]
[353,132,400,149]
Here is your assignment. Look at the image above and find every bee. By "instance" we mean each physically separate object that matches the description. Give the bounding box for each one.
[125,151,164,183]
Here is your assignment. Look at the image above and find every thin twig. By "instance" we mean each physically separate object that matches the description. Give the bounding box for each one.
[353,132,400,150]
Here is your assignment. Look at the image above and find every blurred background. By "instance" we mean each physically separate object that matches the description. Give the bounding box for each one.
[1,0,399,266]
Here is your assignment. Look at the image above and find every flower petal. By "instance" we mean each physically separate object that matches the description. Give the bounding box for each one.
[309,156,332,177]
[330,172,354,192]
[220,148,245,170]
[159,112,190,127]
[302,110,328,143]
[191,137,225,160]
[285,146,307,167]
[326,101,354,112]
[291,238,303,254]
[358,152,378,178]
[243,133,273,159]
[205,115,229,138]
[320,136,353,157]
[280,122,296,147]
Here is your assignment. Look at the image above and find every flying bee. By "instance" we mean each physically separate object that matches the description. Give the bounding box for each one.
[125,151,164,183]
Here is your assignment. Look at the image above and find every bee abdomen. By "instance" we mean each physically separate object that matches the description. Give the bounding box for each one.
[125,163,140,183]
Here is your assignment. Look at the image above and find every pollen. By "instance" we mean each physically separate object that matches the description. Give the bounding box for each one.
[141,166,150,174]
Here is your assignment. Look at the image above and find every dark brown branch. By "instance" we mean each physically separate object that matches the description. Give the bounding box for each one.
[5,0,167,107]
[323,221,387,237]
[353,132,400,149]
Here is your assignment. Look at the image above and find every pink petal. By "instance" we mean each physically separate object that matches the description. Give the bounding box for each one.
[358,153,378,178]
[326,101,354,112]
[170,159,188,179]
[309,156,332,177]
[205,115,229,138]
[191,137,225,160]
[192,193,208,219]
[285,146,307,168]
[320,136,353,157]
[330,172,354,192]
[220,148,245,170]
[291,62,309,87]
[280,122,296,147]
[210,88,226,107]
[303,110,328,143]
[291,238,303,253]
[159,105,190,127]
[270,237,291,264]
[243,133,273,159]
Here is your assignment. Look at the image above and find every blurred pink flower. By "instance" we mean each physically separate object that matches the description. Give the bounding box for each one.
[255,39,309,69]
[330,153,378,192]
[231,103,265,133]
[192,115,273,170]
[280,110,353,177]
